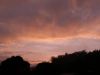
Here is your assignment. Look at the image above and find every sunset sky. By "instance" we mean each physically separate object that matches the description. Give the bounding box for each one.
[0,0,100,64]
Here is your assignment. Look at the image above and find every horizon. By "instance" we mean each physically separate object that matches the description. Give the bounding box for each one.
[0,0,100,64]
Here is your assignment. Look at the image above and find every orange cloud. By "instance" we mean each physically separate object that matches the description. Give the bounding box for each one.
[0,0,100,63]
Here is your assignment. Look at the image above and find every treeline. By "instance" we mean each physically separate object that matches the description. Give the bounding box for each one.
[0,50,100,75]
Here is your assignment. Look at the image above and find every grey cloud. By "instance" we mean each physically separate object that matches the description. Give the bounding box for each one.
[0,0,100,43]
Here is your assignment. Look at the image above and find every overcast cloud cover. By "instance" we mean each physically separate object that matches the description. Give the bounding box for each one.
[0,0,100,63]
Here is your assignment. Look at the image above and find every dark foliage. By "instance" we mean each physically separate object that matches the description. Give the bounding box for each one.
[0,50,100,75]
[51,50,100,75]
[0,56,30,75]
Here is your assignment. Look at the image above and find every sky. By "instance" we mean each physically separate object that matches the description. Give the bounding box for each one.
[0,0,100,64]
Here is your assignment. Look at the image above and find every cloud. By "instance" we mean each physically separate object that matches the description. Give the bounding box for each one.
[0,0,100,63]
[0,0,100,44]
[1,38,100,64]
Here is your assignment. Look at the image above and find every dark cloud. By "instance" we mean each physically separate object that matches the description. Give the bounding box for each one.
[0,0,100,42]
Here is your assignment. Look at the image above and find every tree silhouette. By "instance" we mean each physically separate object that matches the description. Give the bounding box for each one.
[0,56,30,75]
[0,50,100,75]
[50,50,100,75]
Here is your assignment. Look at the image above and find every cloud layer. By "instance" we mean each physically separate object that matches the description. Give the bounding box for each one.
[0,0,100,63]
[0,0,100,42]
